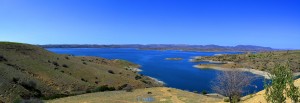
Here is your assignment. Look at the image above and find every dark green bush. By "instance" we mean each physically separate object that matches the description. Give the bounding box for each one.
[42,94,69,100]
[135,75,142,80]
[201,90,208,95]
[108,70,115,74]
[83,62,87,65]
[52,62,59,66]
[12,77,20,83]
[62,64,68,68]
[81,78,88,82]
[0,55,7,62]
[93,85,115,92]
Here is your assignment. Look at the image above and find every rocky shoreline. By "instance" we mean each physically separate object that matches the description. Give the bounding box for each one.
[194,64,300,79]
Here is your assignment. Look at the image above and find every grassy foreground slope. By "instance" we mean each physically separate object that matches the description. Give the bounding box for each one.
[192,50,300,72]
[46,87,223,103]
[241,78,300,103]
[46,79,300,103]
[0,42,162,102]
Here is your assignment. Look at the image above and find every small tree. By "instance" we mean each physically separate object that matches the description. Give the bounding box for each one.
[212,70,253,103]
[265,62,300,103]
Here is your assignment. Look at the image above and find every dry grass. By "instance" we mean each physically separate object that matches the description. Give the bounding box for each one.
[241,78,300,103]
[0,42,161,102]
[46,87,223,103]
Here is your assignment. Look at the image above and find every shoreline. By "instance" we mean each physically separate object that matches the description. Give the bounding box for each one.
[193,65,271,79]
[148,76,165,85]
[194,65,300,79]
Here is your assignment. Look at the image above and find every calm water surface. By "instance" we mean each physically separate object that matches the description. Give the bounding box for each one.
[47,48,265,95]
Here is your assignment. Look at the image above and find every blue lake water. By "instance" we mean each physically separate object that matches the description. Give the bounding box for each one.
[47,48,265,95]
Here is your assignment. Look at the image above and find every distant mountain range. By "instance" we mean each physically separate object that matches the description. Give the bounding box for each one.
[40,44,277,52]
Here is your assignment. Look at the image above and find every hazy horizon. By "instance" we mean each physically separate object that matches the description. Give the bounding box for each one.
[1,0,299,49]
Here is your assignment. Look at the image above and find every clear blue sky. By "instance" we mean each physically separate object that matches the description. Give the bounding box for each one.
[0,0,299,49]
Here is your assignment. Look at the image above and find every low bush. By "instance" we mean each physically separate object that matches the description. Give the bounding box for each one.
[135,75,142,80]
[93,85,115,92]
[0,55,7,62]
[52,62,59,66]
[201,90,207,95]
[42,94,69,100]
[108,70,115,74]
[62,64,68,68]
[81,78,88,82]
[12,77,20,84]
[83,62,87,65]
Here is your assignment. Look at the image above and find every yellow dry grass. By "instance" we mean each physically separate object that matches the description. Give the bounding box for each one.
[46,87,223,103]
[241,78,300,103]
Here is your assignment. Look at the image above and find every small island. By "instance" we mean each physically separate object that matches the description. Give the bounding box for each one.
[165,58,183,60]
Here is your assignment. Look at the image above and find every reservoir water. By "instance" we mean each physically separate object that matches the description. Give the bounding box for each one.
[47,48,265,95]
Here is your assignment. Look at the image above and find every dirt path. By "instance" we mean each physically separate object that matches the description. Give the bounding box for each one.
[160,88,184,103]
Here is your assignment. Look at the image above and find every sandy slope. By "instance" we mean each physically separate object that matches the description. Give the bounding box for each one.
[241,78,300,103]
[46,87,223,103]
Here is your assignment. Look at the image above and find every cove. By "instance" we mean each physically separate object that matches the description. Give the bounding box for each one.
[47,48,265,95]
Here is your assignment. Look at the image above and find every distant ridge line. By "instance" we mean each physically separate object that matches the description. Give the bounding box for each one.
[39,44,278,52]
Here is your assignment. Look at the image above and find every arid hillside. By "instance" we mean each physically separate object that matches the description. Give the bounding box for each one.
[0,42,162,103]
[192,50,300,72]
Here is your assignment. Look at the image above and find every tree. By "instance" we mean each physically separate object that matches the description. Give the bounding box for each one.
[212,70,253,103]
[265,62,300,103]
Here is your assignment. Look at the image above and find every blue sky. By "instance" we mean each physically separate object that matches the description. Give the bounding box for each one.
[0,0,299,49]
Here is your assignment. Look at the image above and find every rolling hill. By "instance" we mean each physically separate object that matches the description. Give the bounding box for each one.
[40,44,276,52]
[0,42,162,103]
[192,50,300,72]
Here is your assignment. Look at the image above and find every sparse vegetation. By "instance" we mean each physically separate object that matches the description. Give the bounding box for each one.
[201,90,207,95]
[93,85,116,92]
[212,70,253,103]
[193,50,300,72]
[265,62,300,103]
[108,70,115,74]
[52,61,59,66]
[0,42,161,102]
[0,55,7,61]
[62,64,68,68]
[135,75,142,80]
[82,62,87,65]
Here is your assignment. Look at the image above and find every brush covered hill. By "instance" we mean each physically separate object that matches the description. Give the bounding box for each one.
[0,42,162,103]
[192,50,300,72]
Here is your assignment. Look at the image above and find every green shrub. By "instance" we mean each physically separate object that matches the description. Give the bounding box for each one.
[135,75,142,80]
[12,77,20,83]
[108,70,115,74]
[52,62,59,66]
[93,85,115,92]
[81,78,88,82]
[83,62,87,65]
[0,55,7,61]
[265,62,300,103]
[224,97,230,102]
[62,64,68,68]
[201,90,207,95]
[42,94,69,100]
